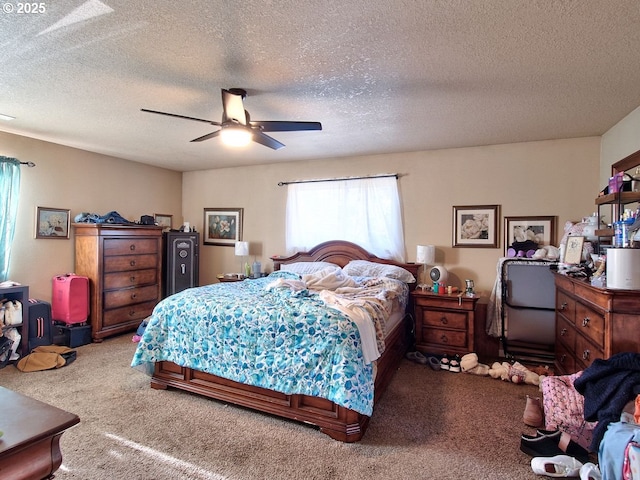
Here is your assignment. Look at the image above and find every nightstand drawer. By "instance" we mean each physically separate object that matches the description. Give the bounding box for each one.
[421,309,468,330]
[422,327,469,349]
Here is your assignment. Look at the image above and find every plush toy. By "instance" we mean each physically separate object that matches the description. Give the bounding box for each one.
[488,361,540,385]
[531,245,560,261]
[460,353,490,376]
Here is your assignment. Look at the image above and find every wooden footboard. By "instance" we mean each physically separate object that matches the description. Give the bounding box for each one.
[150,313,410,442]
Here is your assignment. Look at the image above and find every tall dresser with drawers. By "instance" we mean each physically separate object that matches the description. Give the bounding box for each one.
[554,272,640,375]
[73,224,163,342]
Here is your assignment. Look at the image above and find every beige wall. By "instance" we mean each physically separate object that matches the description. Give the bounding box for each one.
[2,132,182,301]
[600,105,640,184]
[184,137,601,293]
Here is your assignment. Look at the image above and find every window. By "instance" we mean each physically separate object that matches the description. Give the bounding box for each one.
[0,157,21,282]
[285,176,405,261]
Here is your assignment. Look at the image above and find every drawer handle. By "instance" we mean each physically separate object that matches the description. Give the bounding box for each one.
[560,328,567,336]
[129,310,136,317]
[440,317,448,325]
[130,260,136,267]
[582,317,590,327]
[130,276,136,283]
[560,354,566,363]
[582,350,590,361]
[560,302,567,311]
[130,244,136,251]
[131,293,137,300]
[440,334,449,343]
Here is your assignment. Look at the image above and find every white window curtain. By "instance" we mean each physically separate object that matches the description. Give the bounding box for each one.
[285,176,405,261]
[0,157,21,282]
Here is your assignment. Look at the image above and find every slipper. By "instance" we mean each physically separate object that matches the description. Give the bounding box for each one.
[440,354,450,371]
[428,356,441,371]
[405,351,427,365]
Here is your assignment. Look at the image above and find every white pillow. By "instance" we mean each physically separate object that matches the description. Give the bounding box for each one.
[342,260,416,283]
[280,261,341,275]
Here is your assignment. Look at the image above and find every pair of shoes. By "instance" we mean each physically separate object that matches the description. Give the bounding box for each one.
[579,462,601,480]
[440,354,450,371]
[427,356,441,371]
[520,432,590,464]
[524,395,544,427]
[531,455,583,477]
[449,354,461,373]
[405,351,427,365]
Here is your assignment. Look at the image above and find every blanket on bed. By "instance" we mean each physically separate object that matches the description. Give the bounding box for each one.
[131,270,408,416]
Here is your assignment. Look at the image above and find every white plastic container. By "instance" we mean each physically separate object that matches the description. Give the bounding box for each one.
[606,248,640,289]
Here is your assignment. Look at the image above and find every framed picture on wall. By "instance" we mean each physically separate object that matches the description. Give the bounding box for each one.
[504,216,557,255]
[452,205,500,248]
[35,206,71,239]
[203,208,243,246]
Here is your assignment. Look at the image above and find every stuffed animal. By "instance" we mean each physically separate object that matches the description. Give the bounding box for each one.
[488,361,540,385]
[460,353,490,376]
[531,245,560,261]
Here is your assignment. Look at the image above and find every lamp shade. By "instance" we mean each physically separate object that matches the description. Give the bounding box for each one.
[416,245,435,265]
[234,241,249,256]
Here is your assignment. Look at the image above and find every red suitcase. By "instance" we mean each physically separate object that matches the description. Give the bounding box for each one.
[51,274,89,325]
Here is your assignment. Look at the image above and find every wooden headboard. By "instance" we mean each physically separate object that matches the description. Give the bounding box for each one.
[271,240,420,285]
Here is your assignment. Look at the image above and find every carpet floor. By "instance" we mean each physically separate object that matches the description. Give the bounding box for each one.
[0,335,544,479]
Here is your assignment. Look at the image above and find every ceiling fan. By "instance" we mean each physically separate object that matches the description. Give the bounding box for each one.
[141,88,322,150]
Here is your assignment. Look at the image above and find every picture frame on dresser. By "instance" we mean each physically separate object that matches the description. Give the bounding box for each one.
[504,215,556,255]
[154,213,173,231]
[452,204,500,248]
[564,236,584,264]
[203,208,243,246]
[35,206,70,239]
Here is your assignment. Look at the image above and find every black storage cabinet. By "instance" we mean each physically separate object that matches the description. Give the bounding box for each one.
[162,231,199,298]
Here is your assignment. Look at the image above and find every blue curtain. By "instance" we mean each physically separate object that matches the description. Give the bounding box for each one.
[0,157,21,282]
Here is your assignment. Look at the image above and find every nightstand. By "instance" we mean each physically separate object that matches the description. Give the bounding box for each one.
[410,290,480,356]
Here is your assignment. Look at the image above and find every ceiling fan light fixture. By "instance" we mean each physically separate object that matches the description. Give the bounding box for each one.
[220,126,252,147]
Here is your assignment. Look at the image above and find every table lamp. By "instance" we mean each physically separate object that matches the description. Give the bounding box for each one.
[235,241,249,278]
[416,244,435,285]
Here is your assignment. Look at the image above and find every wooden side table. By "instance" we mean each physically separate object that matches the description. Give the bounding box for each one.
[0,386,80,480]
[410,290,480,356]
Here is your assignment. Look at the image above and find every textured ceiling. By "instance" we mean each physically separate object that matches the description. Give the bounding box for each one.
[1,0,640,172]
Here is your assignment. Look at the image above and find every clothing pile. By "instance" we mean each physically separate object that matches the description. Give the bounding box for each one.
[519,353,640,479]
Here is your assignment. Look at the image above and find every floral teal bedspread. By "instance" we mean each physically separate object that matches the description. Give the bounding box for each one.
[131,271,390,415]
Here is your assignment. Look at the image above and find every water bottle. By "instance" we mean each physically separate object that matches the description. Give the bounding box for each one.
[252,261,261,278]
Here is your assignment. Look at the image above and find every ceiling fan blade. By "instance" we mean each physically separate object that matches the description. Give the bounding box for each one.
[190,130,221,142]
[252,131,285,150]
[250,121,322,132]
[221,89,247,125]
[141,108,220,125]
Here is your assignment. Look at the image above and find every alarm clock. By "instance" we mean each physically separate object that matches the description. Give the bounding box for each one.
[429,266,448,284]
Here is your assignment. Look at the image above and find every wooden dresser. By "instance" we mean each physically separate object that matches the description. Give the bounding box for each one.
[410,290,480,356]
[554,272,640,375]
[73,224,163,342]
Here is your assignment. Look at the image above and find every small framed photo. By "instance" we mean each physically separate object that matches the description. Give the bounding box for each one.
[203,208,243,246]
[504,216,557,255]
[154,213,173,231]
[564,236,585,264]
[35,206,71,239]
[452,205,500,248]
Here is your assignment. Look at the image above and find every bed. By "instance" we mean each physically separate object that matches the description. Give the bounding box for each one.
[132,240,419,442]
